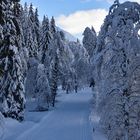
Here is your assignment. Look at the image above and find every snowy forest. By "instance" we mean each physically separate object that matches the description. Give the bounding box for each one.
[0,0,140,140]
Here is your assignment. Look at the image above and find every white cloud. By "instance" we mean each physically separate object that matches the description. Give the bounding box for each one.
[56,9,108,37]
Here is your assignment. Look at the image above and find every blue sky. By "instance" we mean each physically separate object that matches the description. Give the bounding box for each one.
[20,0,139,39]
[20,0,110,18]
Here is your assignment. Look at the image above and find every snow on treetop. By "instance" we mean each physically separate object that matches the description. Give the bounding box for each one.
[109,1,140,23]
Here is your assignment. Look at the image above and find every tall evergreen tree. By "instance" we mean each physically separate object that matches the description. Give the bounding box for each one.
[27,3,38,57]
[51,55,59,107]
[83,27,97,59]
[34,8,40,47]
[49,32,60,107]
[35,64,50,111]
[0,0,25,121]
[40,16,51,64]
[50,16,56,35]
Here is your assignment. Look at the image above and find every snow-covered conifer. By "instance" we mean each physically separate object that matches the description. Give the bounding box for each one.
[34,8,40,47]
[50,16,56,35]
[25,58,39,99]
[35,64,50,111]
[0,0,25,121]
[94,1,140,139]
[83,27,97,59]
[26,3,38,57]
[40,16,52,64]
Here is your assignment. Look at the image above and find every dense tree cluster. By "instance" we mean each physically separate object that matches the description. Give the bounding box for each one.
[0,0,25,121]
[91,1,140,140]
[0,0,89,129]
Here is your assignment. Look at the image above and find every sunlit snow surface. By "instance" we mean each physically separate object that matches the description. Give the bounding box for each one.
[3,88,106,140]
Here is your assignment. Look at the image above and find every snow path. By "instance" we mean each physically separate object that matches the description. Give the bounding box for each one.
[90,113,107,140]
[16,89,93,140]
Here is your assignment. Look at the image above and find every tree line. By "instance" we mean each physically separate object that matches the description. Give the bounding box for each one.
[91,1,140,140]
[0,0,90,123]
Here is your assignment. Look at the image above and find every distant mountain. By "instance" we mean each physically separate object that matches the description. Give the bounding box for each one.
[57,27,77,42]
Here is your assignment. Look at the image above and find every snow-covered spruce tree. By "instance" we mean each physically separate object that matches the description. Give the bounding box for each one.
[40,15,52,64]
[49,32,60,107]
[56,32,76,93]
[20,2,29,54]
[94,1,140,139]
[50,55,59,107]
[83,26,97,59]
[26,3,38,58]
[0,0,25,121]
[25,57,38,99]
[68,41,89,88]
[18,3,29,78]
[49,29,75,105]
[20,2,28,40]
[82,26,97,84]
[23,3,40,101]
[34,8,40,47]
[41,16,77,95]
[40,17,59,107]
[35,64,50,111]
[58,36,75,92]
[49,29,79,93]
[50,16,56,35]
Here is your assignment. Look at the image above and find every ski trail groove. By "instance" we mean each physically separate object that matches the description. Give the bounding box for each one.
[16,90,93,140]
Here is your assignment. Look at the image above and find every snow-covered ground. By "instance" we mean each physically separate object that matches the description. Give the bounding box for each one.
[3,87,106,140]
[89,99,107,140]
